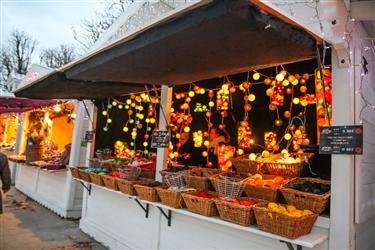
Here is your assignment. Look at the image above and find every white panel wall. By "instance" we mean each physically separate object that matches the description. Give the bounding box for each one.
[353,22,375,250]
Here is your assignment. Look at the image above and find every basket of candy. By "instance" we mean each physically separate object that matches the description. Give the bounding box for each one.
[280,177,331,214]
[253,203,318,239]
[243,174,290,202]
[214,197,263,226]
[182,191,218,217]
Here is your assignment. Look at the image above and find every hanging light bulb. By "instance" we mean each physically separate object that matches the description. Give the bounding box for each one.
[54,105,62,112]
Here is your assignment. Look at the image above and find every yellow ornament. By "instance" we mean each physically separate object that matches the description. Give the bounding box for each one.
[282,79,290,86]
[202,151,208,157]
[209,101,215,107]
[184,126,190,133]
[102,110,108,116]
[123,127,129,132]
[249,153,257,161]
[284,133,292,140]
[252,72,260,80]
[143,142,148,147]
[188,91,195,97]
[203,140,210,147]
[249,94,256,102]
[293,97,300,105]
[237,149,244,155]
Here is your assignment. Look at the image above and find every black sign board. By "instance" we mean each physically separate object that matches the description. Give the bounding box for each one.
[319,126,363,155]
[151,130,169,148]
[85,131,94,143]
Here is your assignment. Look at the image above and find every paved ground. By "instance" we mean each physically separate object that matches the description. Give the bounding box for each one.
[0,187,106,250]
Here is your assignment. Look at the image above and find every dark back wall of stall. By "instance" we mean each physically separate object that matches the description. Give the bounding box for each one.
[94,59,331,179]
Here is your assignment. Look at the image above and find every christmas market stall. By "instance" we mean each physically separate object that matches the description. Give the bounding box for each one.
[14,0,375,249]
[11,101,87,218]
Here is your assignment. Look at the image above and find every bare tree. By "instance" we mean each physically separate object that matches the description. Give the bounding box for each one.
[0,29,38,82]
[40,44,77,69]
[72,0,133,52]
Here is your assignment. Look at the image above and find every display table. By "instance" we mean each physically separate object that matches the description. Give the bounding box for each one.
[15,163,83,218]
[78,179,329,250]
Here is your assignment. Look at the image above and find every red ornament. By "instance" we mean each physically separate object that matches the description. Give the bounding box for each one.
[219,124,226,130]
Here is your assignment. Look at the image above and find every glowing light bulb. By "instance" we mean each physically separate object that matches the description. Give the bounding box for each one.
[276,73,284,82]
[54,105,62,112]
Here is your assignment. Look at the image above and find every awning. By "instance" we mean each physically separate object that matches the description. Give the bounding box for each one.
[15,72,148,100]
[15,0,318,99]
[0,97,57,114]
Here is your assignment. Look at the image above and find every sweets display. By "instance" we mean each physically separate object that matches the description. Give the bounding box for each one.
[267,203,313,217]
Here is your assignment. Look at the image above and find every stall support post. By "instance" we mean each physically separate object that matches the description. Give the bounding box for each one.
[65,101,85,211]
[15,114,26,155]
[329,49,356,250]
[155,85,173,181]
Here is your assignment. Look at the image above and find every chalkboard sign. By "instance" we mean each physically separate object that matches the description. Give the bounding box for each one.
[319,125,363,154]
[85,131,94,143]
[151,130,169,148]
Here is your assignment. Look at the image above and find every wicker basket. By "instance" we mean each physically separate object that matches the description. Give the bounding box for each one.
[89,172,104,186]
[243,175,289,202]
[214,198,261,226]
[77,169,91,183]
[156,187,186,209]
[209,173,245,199]
[265,162,306,177]
[69,167,81,179]
[182,192,218,217]
[134,184,160,202]
[102,175,119,190]
[232,156,265,174]
[139,169,155,179]
[253,203,318,239]
[185,168,218,191]
[264,153,314,177]
[280,178,331,214]
[117,178,140,196]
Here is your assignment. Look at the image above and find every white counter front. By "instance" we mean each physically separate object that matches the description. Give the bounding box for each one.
[79,181,329,250]
[15,163,83,218]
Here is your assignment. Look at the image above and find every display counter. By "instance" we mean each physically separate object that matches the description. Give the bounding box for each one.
[15,163,83,218]
[78,179,329,250]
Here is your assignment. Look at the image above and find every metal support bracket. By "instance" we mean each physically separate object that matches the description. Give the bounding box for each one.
[134,199,150,218]
[280,240,302,250]
[79,181,92,195]
[157,207,172,226]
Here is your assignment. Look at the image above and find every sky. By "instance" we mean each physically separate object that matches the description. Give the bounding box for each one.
[0,0,104,56]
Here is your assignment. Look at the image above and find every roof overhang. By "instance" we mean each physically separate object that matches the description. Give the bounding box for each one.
[15,0,318,99]
[0,97,57,114]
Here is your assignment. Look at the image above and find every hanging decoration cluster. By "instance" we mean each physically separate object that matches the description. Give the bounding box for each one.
[101,92,159,156]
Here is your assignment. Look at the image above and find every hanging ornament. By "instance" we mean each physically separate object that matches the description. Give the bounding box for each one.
[193,130,203,147]
[238,121,252,148]
[217,82,231,110]
[275,119,283,127]
[218,145,235,171]
[264,132,277,151]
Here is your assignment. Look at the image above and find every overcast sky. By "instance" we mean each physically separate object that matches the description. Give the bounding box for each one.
[1,0,103,53]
